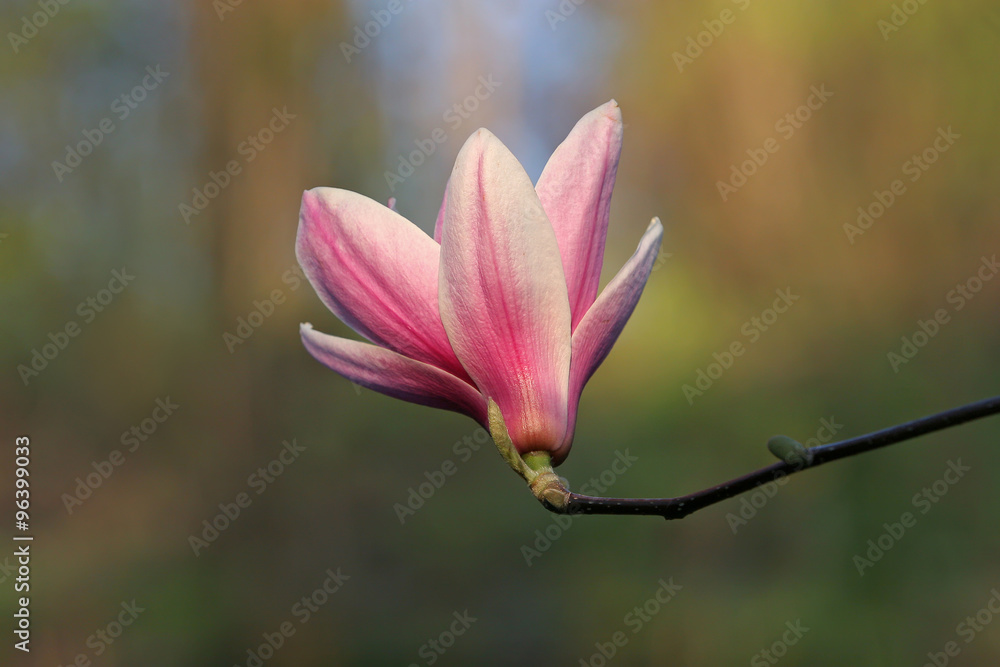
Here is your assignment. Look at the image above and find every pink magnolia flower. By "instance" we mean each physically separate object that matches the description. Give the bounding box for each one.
[297,100,662,465]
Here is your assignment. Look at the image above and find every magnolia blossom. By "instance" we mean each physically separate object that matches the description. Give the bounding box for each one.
[297,100,662,465]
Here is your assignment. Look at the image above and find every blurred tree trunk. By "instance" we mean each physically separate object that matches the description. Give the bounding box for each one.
[192,0,334,305]
[188,1,342,459]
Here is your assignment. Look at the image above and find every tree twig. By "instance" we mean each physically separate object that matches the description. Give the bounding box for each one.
[548,395,1000,520]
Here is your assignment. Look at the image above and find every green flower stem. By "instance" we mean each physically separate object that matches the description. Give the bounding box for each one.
[487,400,570,510]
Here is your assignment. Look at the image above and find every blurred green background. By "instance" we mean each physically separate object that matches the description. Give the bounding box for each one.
[3,1,1000,665]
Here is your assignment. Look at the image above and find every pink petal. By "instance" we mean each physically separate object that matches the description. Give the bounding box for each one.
[301,324,486,424]
[438,129,572,455]
[554,218,663,463]
[433,178,449,243]
[535,100,624,329]
[297,188,467,379]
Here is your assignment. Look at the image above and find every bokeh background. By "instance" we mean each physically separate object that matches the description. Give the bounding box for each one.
[3,1,1000,665]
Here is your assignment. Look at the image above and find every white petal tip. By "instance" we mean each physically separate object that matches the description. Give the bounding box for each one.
[596,100,622,122]
[301,187,329,204]
[455,129,499,168]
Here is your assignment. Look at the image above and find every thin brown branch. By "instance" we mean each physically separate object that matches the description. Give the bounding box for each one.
[544,395,1000,520]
